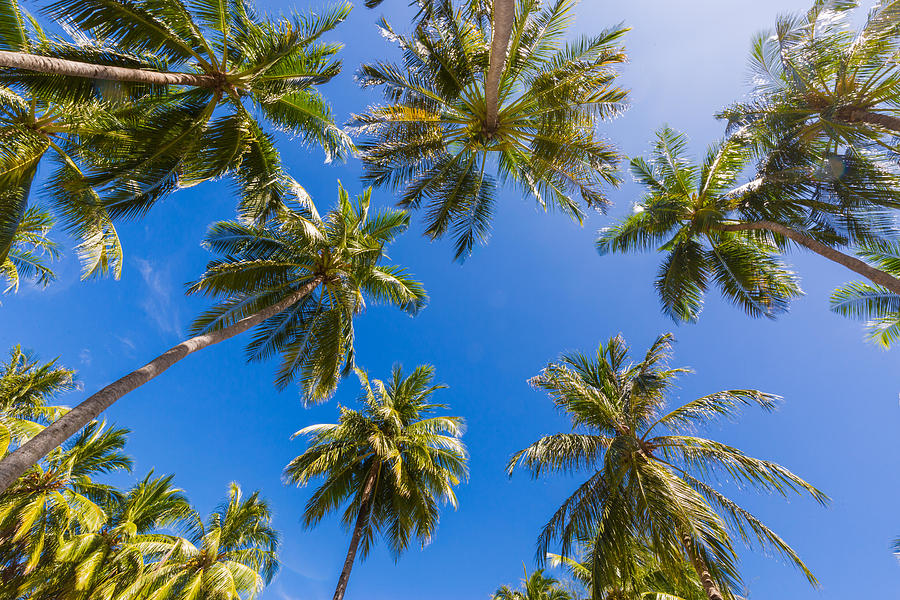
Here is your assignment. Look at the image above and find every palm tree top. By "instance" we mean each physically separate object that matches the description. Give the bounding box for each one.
[510,333,828,597]
[284,363,467,559]
[188,183,428,402]
[352,0,628,259]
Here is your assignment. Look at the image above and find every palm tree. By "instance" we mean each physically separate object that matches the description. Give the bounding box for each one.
[0,184,427,494]
[40,472,193,600]
[284,364,468,600]
[352,0,627,258]
[0,422,132,598]
[0,345,73,454]
[720,0,900,154]
[508,334,828,600]
[597,126,900,322]
[2,207,59,293]
[830,239,900,347]
[140,482,278,600]
[0,0,127,274]
[0,0,351,269]
[493,568,573,600]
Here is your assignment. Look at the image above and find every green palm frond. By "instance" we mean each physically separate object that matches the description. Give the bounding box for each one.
[353,0,627,259]
[284,363,467,565]
[510,334,826,598]
[189,183,427,404]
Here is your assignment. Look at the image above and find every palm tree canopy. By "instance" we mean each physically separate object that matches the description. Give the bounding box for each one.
[0,0,352,276]
[720,0,900,155]
[188,184,428,403]
[0,345,73,454]
[830,238,900,347]
[143,482,279,600]
[597,126,900,321]
[284,364,468,559]
[492,568,573,600]
[352,0,627,259]
[1,206,59,293]
[508,333,827,599]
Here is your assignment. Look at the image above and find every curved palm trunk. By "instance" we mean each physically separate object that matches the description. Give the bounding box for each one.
[484,0,515,133]
[716,220,900,295]
[0,276,323,494]
[0,50,217,87]
[837,107,900,134]
[333,463,380,600]
[680,534,724,600]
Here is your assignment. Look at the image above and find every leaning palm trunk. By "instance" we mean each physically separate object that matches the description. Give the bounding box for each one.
[484,0,515,132]
[333,464,380,600]
[836,107,900,135]
[0,50,218,87]
[680,534,725,600]
[716,220,900,295]
[0,276,324,494]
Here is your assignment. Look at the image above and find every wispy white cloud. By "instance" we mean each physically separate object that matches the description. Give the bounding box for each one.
[79,348,92,366]
[135,258,183,338]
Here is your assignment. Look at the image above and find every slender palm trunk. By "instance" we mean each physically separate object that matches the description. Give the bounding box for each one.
[680,534,724,600]
[837,107,900,134]
[484,0,515,133]
[0,50,217,87]
[0,276,323,494]
[333,463,380,600]
[716,220,900,295]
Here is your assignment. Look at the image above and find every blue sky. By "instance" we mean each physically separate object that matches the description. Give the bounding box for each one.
[3,1,899,599]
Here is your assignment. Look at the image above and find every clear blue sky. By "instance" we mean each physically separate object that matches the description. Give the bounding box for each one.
[3,1,899,599]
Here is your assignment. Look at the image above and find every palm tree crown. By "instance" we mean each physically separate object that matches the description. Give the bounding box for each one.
[1,207,59,293]
[0,0,351,275]
[597,126,900,322]
[190,184,428,401]
[720,0,900,158]
[284,364,467,600]
[492,568,573,600]
[509,334,827,600]
[352,0,627,259]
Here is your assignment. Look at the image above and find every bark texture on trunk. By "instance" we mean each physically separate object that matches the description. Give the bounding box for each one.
[0,50,218,87]
[484,0,515,133]
[716,220,900,295]
[681,534,725,600]
[0,277,323,494]
[837,106,900,135]
[332,463,380,600]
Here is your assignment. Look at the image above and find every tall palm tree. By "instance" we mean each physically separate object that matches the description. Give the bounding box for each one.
[0,422,132,598]
[1,207,59,293]
[0,345,73,454]
[141,482,278,600]
[830,239,900,347]
[39,473,193,600]
[352,0,627,258]
[720,0,900,154]
[508,334,827,600]
[597,126,900,322]
[0,184,427,494]
[284,364,468,600]
[0,0,351,269]
[493,568,573,600]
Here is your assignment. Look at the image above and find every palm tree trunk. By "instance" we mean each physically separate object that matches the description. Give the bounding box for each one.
[680,534,724,600]
[836,107,900,134]
[0,50,218,87]
[333,463,380,600]
[484,0,515,133]
[0,276,323,494]
[716,220,900,295]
